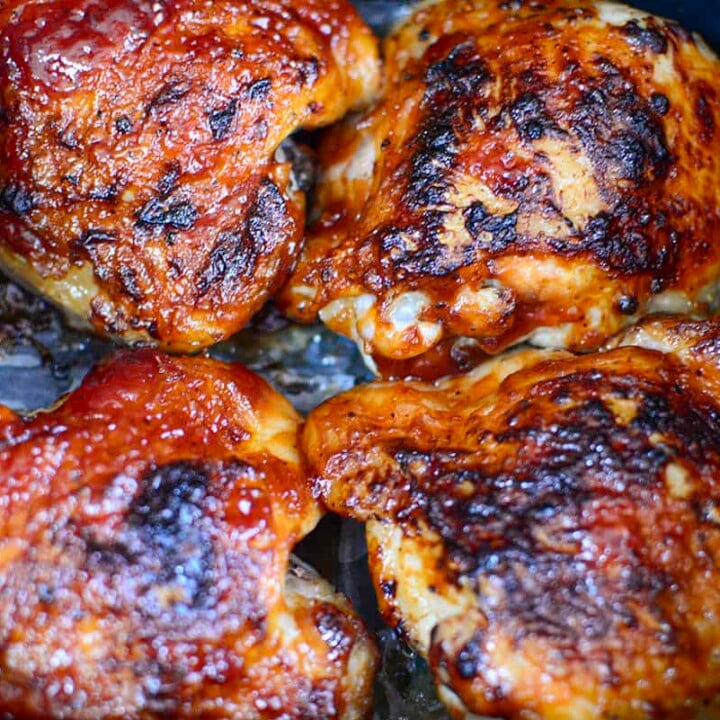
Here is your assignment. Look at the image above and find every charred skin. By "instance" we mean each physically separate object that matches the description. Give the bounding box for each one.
[280,0,720,377]
[0,0,379,351]
[0,351,378,719]
[303,317,720,719]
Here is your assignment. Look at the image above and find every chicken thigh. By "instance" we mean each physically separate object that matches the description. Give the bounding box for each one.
[304,315,720,719]
[281,0,720,377]
[0,0,379,351]
[0,350,378,718]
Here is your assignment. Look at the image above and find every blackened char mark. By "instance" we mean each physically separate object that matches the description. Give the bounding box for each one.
[246,177,288,252]
[136,197,197,231]
[464,202,518,253]
[378,211,466,277]
[0,184,34,216]
[88,182,120,203]
[384,41,493,278]
[208,99,237,141]
[81,461,221,617]
[146,78,192,113]
[650,93,670,116]
[115,115,132,134]
[126,461,216,611]
[455,634,484,680]
[406,104,459,210]
[549,209,680,277]
[509,92,563,143]
[206,78,272,141]
[199,230,257,296]
[423,40,491,104]
[392,371,720,654]
[158,162,181,195]
[586,215,653,273]
[631,389,720,440]
[621,19,668,54]
[78,228,116,249]
[197,178,288,297]
[74,228,116,266]
[406,40,492,212]
[572,62,671,188]
[118,265,143,301]
[247,77,272,102]
[618,295,639,315]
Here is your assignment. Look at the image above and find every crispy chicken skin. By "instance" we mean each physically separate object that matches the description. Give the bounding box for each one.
[0,351,378,719]
[303,316,720,719]
[0,0,379,352]
[280,0,720,377]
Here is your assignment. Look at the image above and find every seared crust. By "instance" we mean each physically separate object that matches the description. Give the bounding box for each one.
[0,0,379,351]
[0,350,378,718]
[281,0,720,376]
[303,316,720,719]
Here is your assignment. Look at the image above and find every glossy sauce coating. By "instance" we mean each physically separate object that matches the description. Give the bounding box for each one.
[0,350,378,718]
[0,0,379,351]
[304,316,720,719]
[281,0,720,377]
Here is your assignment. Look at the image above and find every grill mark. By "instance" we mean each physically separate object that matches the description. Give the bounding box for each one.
[378,211,462,277]
[197,178,288,298]
[207,100,237,141]
[405,40,492,212]
[382,40,494,278]
[136,197,197,231]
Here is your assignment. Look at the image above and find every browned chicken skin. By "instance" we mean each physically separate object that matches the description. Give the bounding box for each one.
[281,0,720,378]
[0,0,379,351]
[0,350,378,718]
[303,316,720,719]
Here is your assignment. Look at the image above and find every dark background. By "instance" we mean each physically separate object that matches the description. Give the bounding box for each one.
[353,0,720,49]
[632,0,720,47]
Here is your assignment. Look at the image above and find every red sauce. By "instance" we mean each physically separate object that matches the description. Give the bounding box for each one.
[2,0,157,91]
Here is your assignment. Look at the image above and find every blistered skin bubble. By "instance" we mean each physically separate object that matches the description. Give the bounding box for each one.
[0,0,380,351]
[303,316,720,719]
[280,0,720,378]
[0,350,378,719]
